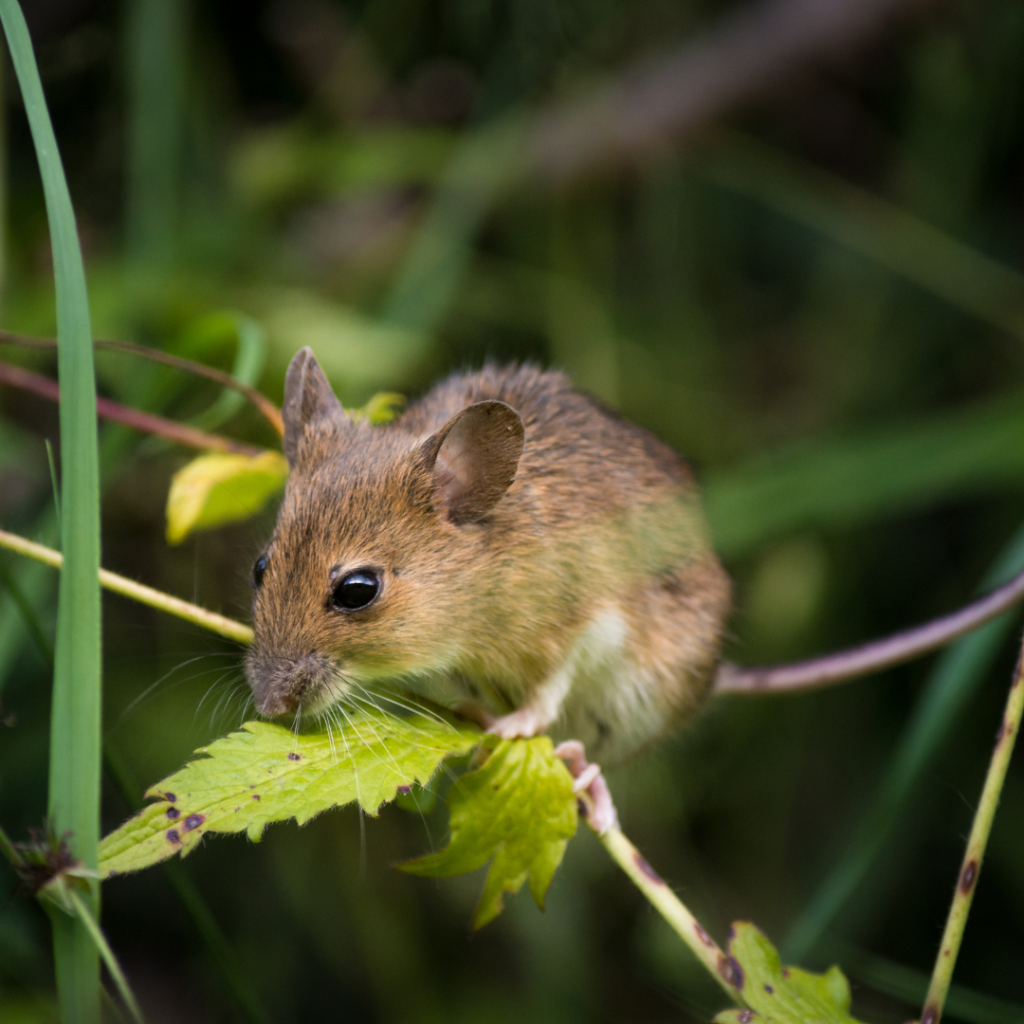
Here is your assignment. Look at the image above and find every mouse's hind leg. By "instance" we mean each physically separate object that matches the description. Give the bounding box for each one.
[626,556,731,746]
[563,556,731,761]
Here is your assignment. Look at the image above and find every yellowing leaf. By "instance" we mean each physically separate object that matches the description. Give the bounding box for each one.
[401,736,578,929]
[353,392,406,425]
[713,923,865,1024]
[165,450,289,544]
[99,709,480,877]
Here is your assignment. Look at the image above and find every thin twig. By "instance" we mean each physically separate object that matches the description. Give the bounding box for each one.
[0,528,253,645]
[920,632,1024,1024]
[0,360,265,456]
[714,566,1024,695]
[0,330,284,436]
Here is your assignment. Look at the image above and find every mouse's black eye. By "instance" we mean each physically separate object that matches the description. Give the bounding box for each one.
[331,570,380,611]
[252,554,268,589]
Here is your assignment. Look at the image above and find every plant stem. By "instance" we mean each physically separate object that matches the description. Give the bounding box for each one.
[0,359,265,454]
[597,824,742,1004]
[0,330,285,435]
[67,888,145,1024]
[921,631,1024,1024]
[0,528,253,644]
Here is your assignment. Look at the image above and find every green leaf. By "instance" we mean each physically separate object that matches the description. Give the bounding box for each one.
[401,736,578,929]
[100,709,480,877]
[713,923,865,1024]
[165,450,289,544]
[353,391,407,425]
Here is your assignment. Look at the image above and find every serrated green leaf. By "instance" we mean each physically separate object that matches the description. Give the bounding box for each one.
[713,923,865,1024]
[401,736,577,929]
[165,450,289,544]
[99,709,480,877]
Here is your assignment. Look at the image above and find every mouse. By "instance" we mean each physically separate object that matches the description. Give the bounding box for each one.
[246,347,731,766]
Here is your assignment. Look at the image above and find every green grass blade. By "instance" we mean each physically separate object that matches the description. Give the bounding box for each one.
[695,132,1024,343]
[0,2,103,1020]
[67,890,144,1024]
[783,522,1024,962]
[125,0,186,265]
[381,116,525,335]
[704,392,1024,558]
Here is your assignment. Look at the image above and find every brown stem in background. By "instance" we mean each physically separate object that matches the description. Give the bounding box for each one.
[0,360,264,456]
[715,566,1024,695]
[0,330,284,436]
[529,0,927,181]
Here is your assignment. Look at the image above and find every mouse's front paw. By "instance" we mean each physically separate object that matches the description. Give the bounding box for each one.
[487,706,546,739]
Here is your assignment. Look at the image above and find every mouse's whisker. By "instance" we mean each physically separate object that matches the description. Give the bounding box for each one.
[111,654,231,730]
[365,685,459,734]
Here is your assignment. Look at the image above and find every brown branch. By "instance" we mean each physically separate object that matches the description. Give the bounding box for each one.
[529,0,927,181]
[0,361,265,456]
[715,567,1024,695]
[0,330,284,436]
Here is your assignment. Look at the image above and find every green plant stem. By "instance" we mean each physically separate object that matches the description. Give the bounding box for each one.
[0,528,253,644]
[597,824,741,1004]
[67,888,145,1024]
[921,632,1024,1024]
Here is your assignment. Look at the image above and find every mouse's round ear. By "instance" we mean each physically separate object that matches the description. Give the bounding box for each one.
[282,347,345,466]
[422,400,524,525]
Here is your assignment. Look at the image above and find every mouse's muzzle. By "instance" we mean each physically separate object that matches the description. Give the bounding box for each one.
[246,648,338,718]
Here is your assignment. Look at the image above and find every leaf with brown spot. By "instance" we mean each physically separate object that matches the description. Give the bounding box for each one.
[99,709,479,876]
[713,923,866,1024]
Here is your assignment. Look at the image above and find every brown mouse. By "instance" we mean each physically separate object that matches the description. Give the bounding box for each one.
[246,347,731,763]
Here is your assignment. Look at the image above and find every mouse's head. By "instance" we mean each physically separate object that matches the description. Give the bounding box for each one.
[246,348,524,719]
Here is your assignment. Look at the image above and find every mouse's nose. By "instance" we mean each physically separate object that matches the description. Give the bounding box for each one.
[258,691,296,717]
[247,650,334,718]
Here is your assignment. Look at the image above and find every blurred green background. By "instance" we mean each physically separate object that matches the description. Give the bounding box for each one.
[3,0,1024,1020]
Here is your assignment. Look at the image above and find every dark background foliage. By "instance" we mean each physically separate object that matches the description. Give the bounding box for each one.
[2,0,1024,1020]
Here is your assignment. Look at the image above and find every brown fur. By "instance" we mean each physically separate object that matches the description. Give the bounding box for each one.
[247,352,731,763]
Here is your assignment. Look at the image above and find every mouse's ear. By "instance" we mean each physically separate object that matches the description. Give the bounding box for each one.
[422,400,524,525]
[282,347,344,465]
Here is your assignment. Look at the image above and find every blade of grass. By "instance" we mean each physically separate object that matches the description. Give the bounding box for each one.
[125,0,186,266]
[694,130,1024,343]
[0,3,103,1019]
[0,510,57,695]
[66,889,144,1024]
[0,557,53,666]
[834,941,1024,1024]
[704,391,1024,559]
[380,115,526,335]
[783,522,1024,961]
